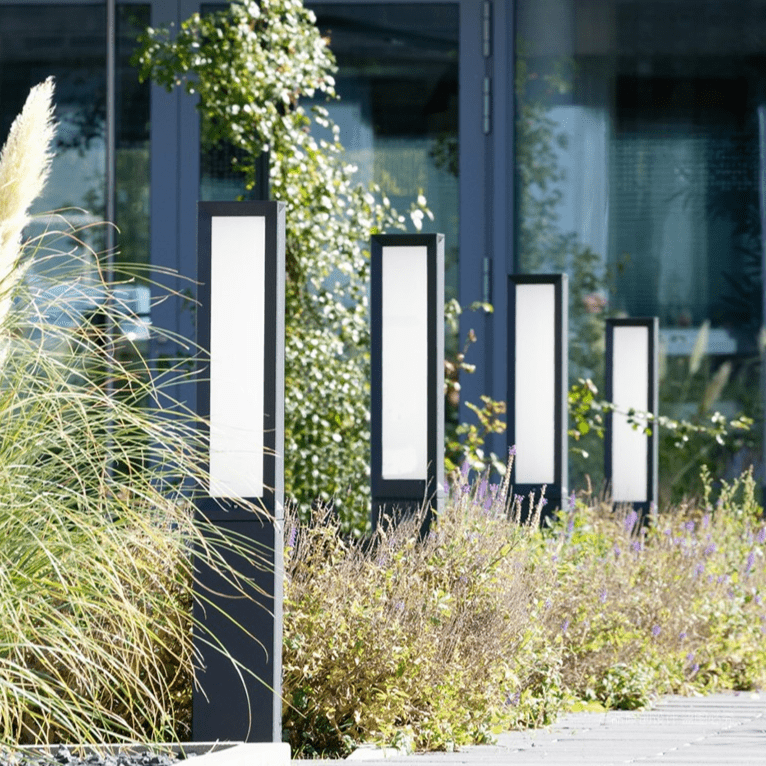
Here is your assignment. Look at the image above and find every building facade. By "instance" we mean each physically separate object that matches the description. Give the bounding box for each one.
[2,0,764,499]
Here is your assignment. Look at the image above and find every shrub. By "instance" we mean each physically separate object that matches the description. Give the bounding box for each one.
[282,463,545,756]
[283,463,766,756]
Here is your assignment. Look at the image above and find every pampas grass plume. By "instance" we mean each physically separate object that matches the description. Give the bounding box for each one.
[0,77,56,326]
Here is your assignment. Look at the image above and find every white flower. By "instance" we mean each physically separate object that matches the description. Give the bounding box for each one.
[0,77,56,337]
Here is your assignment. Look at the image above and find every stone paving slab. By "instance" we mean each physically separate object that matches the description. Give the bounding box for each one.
[296,692,766,765]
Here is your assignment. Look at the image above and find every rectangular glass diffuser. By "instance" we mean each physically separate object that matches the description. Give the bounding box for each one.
[611,325,649,503]
[209,215,265,498]
[514,282,556,484]
[381,245,428,480]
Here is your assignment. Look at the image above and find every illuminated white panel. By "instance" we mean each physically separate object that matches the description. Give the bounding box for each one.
[381,245,428,480]
[209,216,265,498]
[514,283,556,484]
[611,325,649,503]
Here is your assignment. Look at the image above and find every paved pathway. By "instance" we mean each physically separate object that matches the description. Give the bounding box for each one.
[300,692,766,765]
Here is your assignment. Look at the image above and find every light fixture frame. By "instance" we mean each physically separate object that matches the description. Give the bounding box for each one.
[194,201,285,742]
[507,273,568,515]
[370,233,444,531]
[605,317,659,514]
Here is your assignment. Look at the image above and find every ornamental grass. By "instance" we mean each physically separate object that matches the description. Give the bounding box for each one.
[0,80,265,745]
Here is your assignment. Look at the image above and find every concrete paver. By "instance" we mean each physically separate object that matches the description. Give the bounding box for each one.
[296,692,766,765]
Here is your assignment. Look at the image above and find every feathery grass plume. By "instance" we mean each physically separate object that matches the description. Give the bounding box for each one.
[0,78,55,331]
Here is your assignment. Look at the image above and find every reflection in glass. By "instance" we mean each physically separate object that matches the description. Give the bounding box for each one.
[0,4,151,360]
[309,3,459,303]
[516,0,764,500]
[0,3,107,269]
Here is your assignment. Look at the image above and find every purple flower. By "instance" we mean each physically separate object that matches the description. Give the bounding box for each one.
[684,520,695,533]
[679,631,687,640]
[514,494,523,504]
[508,445,517,457]
[483,495,493,512]
[599,588,607,604]
[686,652,695,663]
[757,526,766,545]
[561,619,570,633]
[691,663,700,673]
[704,543,716,556]
[569,491,576,512]
[631,540,643,554]
[504,690,520,706]
[478,478,488,500]
[694,562,705,578]
[702,513,711,529]
[651,625,661,638]
[541,498,548,507]
[544,598,552,610]
[614,544,622,559]
[624,509,639,534]
[745,549,756,574]
[287,523,298,548]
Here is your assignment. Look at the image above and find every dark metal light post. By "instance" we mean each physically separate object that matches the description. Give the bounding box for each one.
[507,274,568,516]
[605,317,659,515]
[370,234,445,533]
[194,201,285,742]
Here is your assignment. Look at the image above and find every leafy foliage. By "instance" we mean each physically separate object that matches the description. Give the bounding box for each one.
[443,299,506,476]
[135,0,429,528]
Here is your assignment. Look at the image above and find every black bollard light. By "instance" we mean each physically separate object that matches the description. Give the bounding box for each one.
[605,317,659,516]
[507,274,568,518]
[194,201,285,742]
[370,234,444,533]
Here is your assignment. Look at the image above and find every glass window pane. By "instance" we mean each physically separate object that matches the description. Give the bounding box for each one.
[0,3,107,268]
[516,0,764,501]
[309,3,459,302]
